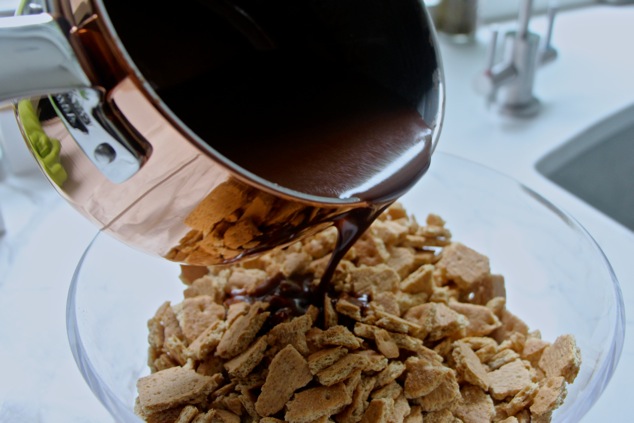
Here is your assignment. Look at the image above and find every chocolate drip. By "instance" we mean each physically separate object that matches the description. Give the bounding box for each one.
[227,272,316,325]
[226,205,389,324]
[315,205,390,300]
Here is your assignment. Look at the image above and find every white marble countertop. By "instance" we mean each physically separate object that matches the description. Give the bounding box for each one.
[1,4,632,422]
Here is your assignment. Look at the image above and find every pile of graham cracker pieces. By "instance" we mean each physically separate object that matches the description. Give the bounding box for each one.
[135,204,581,423]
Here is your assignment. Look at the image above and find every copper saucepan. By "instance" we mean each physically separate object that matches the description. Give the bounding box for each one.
[0,0,444,265]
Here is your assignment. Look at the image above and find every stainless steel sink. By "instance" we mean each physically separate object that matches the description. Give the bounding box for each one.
[536,103,634,231]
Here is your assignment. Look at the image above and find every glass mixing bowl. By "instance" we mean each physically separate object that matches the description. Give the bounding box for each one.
[67,152,625,422]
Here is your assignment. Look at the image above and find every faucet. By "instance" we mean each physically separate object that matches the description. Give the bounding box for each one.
[480,0,557,117]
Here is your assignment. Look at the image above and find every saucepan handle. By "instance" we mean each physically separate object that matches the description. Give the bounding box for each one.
[0,13,90,103]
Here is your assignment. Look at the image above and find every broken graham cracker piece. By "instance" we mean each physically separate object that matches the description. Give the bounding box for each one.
[403,405,423,423]
[373,327,400,359]
[216,301,269,359]
[415,368,461,412]
[375,360,406,388]
[266,312,313,355]
[453,385,495,422]
[204,409,240,423]
[353,321,439,360]
[357,350,390,372]
[174,405,199,423]
[495,382,539,420]
[372,291,401,316]
[387,246,417,279]
[488,348,521,371]
[255,345,313,417]
[404,301,468,341]
[335,297,363,321]
[417,409,458,423]
[530,376,568,420]
[371,218,409,246]
[436,242,490,289]
[285,382,352,423]
[400,263,435,295]
[223,336,268,378]
[522,335,550,366]
[393,394,411,422]
[366,308,422,335]
[310,324,362,350]
[186,320,226,361]
[460,336,498,363]
[403,356,450,399]
[183,274,227,303]
[225,301,249,326]
[173,296,225,343]
[488,359,534,401]
[148,301,183,349]
[468,273,507,305]
[308,346,349,374]
[349,264,400,296]
[491,307,530,344]
[342,368,363,399]
[137,366,219,414]
[452,341,490,391]
[538,334,581,383]
[135,401,185,423]
[371,380,403,400]
[337,375,377,423]
[316,353,370,386]
[237,384,260,418]
[226,267,268,293]
[449,300,501,337]
[164,336,188,366]
[360,397,396,423]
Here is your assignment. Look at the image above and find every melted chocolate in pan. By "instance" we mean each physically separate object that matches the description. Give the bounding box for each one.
[105,0,437,308]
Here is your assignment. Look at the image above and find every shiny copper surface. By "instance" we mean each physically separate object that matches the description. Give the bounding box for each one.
[11,1,348,264]
[26,75,345,264]
[11,0,442,265]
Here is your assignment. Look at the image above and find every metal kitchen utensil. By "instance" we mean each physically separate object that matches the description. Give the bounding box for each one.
[0,0,444,265]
